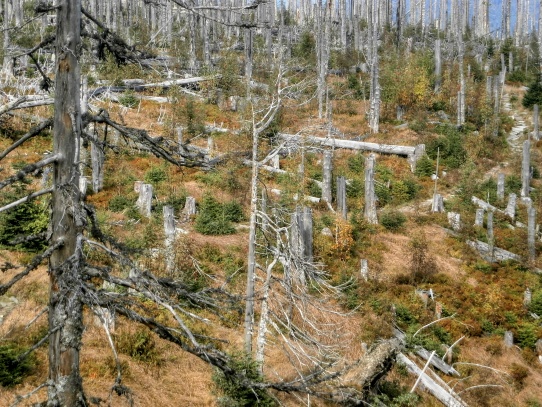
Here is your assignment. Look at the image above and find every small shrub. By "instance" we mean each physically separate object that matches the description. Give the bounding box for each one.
[415,155,435,177]
[409,233,437,283]
[115,329,160,366]
[108,195,132,212]
[516,323,539,349]
[0,344,36,387]
[380,210,407,231]
[195,196,243,235]
[213,352,275,407]
[529,290,542,315]
[144,166,167,185]
[118,91,139,108]
[509,363,529,388]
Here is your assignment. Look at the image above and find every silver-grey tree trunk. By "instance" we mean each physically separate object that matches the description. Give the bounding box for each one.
[364,154,378,224]
[521,139,531,198]
[48,0,86,405]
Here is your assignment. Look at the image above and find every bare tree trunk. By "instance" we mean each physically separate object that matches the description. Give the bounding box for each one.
[244,117,260,354]
[48,0,86,405]
[487,210,494,261]
[502,0,511,39]
[434,39,441,93]
[364,154,378,224]
[497,173,505,200]
[521,139,531,198]
[368,0,380,133]
[528,206,536,262]
[322,150,333,203]
[163,205,176,273]
[90,137,104,193]
[534,104,539,141]
[336,175,347,219]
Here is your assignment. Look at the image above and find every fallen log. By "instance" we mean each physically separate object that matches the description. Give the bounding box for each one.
[278,133,425,172]
[466,240,522,262]
[394,328,460,376]
[397,353,468,407]
[338,338,402,401]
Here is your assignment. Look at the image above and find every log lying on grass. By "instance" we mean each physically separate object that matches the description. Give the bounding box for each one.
[278,133,425,172]
[394,328,460,376]
[467,240,522,262]
[397,353,468,407]
[339,338,402,400]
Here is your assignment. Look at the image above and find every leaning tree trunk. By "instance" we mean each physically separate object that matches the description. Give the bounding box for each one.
[48,0,86,405]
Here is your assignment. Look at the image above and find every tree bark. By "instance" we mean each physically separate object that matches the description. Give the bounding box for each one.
[48,0,86,405]
[364,154,378,224]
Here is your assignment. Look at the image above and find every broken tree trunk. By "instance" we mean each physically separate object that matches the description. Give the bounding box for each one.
[497,173,505,200]
[521,139,531,198]
[364,154,378,224]
[90,138,104,193]
[396,353,467,407]
[136,183,153,217]
[534,104,539,141]
[505,193,517,220]
[474,208,484,227]
[336,175,347,219]
[163,205,176,273]
[487,211,495,261]
[322,150,333,203]
[278,133,425,172]
[528,206,536,262]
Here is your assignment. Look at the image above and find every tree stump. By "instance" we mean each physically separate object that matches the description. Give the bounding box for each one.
[322,150,332,203]
[497,173,505,200]
[182,196,197,220]
[474,208,484,227]
[505,193,516,220]
[136,183,153,217]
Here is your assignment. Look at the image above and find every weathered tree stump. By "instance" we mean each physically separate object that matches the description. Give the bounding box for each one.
[474,208,484,227]
[432,193,444,213]
[136,183,153,217]
[505,193,517,220]
[163,205,176,273]
[497,173,505,200]
[447,212,460,231]
[524,288,532,307]
[182,196,197,220]
[504,331,514,348]
[360,259,368,281]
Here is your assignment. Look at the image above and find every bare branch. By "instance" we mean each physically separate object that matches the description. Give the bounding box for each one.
[0,118,53,161]
[0,241,64,296]
[0,188,53,214]
[0,153,61,191]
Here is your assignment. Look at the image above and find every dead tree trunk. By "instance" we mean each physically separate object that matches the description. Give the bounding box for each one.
[364,154,378,224]
[136,183,153,217]
[534,104,539,141]
[487,210,494,261]
[497,173,505,200]
[521,139,531,198]
[528,206,536,262]
[336,175,347,219]
[163,205,176,273]
[322,150,333,203]
[434,39,442,93]
[369,0,380,133]
[48,0,86,405]
[90,137,104,193]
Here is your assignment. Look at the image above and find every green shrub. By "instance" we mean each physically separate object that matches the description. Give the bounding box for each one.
[529,290,542,315]
[108,195,133,212]
[415,155,435,177]
[0,344,36,387]
[0,183,48,251]
[195,196,243,235]
[213,352,276,407]
[523,74,542,108]
[427,125,467,169]
[144,166,167,185]
[115,329,160,365]
[380,210,407,231]
[516,323,539,349]
[118,91,139,108]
